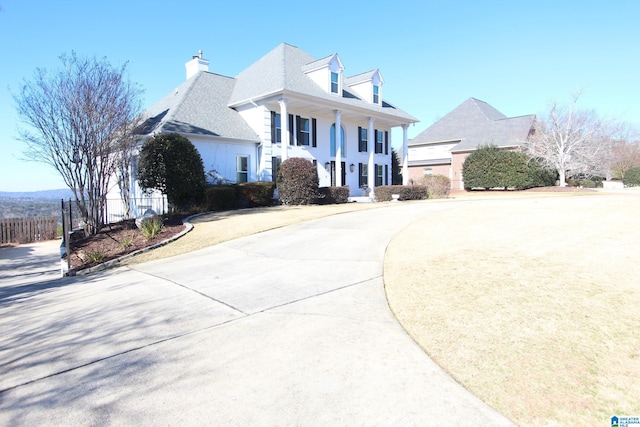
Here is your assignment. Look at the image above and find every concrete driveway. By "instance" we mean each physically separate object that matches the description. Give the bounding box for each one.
[0,202,513,426]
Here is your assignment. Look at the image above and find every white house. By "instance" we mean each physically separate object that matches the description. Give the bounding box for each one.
[127,43,418,206]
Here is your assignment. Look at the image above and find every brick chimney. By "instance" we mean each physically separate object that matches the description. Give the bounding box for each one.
[185,50,209,79]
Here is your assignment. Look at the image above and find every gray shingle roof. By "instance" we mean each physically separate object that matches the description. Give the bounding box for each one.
[409,98,534,152]
[138,72,259,141]
[139,43,417,141]
[301,53,336,72]
[228,43,417,122]
[344,69,377,86]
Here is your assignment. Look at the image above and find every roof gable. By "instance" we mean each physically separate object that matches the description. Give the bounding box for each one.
[302,53,344,73]
[229,43,317,105]
[345,69,384,86]
[139,72,258,141]
[228,43,417,123]
[409,98,534,151]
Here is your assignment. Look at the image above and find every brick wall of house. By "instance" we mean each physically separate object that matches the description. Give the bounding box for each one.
[451,152,471,190]
[407,164,451,185]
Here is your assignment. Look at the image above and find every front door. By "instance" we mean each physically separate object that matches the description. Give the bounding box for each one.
[330,161,346,187]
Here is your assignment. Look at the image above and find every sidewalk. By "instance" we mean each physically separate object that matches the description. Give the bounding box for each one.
[0,239,61,287]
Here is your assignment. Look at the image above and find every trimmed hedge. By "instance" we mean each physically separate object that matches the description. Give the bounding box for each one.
[277,158,319,205]
[375,185,428,202]
[203,182,276,211]
[237,182,276,207]
[623,167,640,187]
[317,186,350,204]
[463,145,556,190]
[203,186,236,211]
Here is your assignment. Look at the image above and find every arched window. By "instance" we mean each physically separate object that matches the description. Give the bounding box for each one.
[330,124,346,156]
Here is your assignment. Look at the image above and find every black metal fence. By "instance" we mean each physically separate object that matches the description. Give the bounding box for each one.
[61,196,167,231]
[104,196,167,224]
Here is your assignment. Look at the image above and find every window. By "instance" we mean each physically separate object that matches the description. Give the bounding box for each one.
[331,72,339,93]
[375,164,384,186]
[359,163,368,187]
[270,112,282,143]
[358,127,368,152]
[330,124,346,157]
[236,156,248,183]
[375,130,384,153]
[271,156,281,183]
[297,116,310,146]
[373,85,379,104]
[423,168,433,176]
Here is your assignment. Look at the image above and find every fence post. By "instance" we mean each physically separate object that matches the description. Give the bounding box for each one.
[60,199,70,275]
[68,198,73,230]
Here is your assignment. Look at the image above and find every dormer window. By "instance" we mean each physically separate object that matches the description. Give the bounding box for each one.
[345,69,384,105]
[331,72,339,94]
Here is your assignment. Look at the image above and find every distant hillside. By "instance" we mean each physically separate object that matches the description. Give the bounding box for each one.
[0,189,75,220]
[0,189,74,200]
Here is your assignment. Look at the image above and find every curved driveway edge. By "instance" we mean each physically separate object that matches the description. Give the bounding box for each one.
[0,201,514,426]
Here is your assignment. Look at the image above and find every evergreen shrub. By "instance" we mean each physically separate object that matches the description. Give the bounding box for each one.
[317,186,350,204]
[237,182,276,207]
[623,167,640,187]
[204,186,236,211]
[277,158,319,205]
[463,145,556,190]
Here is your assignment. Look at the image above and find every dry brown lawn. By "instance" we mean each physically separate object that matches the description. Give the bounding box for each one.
[385,191,640,426]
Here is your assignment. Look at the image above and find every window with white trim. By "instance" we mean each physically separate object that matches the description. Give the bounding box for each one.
[375,130,384,153]
[375,164,384,186]
[373,85,380,104]
[271,112,282,143]
[331,72,339,94]
[298,117,310,146]
[358,127,368,152]
[236,156,248,183]
[359,163,368,187]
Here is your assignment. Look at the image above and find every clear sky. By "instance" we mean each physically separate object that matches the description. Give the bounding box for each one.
[1,0,638,191]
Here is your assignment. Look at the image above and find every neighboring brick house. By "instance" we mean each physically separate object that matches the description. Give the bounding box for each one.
[407,98,535,190]
[126,43,418,203]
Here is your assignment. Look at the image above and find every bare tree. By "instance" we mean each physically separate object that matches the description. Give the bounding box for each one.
[14,52,142,235]
[113,119,142,219]
[609,139,640,180]
[526,93,623,186]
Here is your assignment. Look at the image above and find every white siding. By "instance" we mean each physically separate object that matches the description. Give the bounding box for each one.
[194,138,257,184]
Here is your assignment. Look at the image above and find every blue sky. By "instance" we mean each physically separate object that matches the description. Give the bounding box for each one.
[1,0,638,191]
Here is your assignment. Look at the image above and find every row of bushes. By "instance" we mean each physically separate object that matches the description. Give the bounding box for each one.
[375,175,451,201]
[567,178,604,188]
[203,182,276,211]
[202,158,451,212]
[317,187,350,204]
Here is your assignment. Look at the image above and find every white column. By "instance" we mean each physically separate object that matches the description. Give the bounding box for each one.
[279,98,289,161]
[402,124,409,185]
[367,117,375,191]
[335,110,342,187]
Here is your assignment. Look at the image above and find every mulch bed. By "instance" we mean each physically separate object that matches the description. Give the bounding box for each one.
[67,216,186,272]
